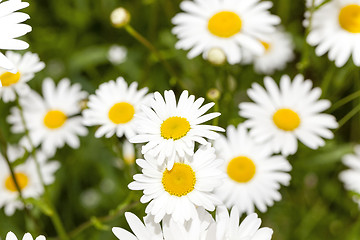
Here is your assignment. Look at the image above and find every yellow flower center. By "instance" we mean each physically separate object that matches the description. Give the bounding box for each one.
[339,4,360,33]
[0,72,21,87]
[227,156,256,183]
[5,173,29,192]
[43,110,67,129]
[161,117,190,140]
[208,11,242,38]
[162,163,196,197]
[108,102,135,124]
[272,108,301,131]
[261,41,271,51]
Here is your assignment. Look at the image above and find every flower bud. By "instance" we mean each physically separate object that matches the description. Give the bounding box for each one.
[207,88,221,101]
[110,7,130,28]
[207,47,226,66]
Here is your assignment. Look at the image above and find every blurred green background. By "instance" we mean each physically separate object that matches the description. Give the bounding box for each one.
[1,0,360,239]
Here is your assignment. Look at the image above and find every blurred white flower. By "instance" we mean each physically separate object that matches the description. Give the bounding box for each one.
[110,7,130,28]
[107,45,127,65]
[0,51,45,102]
[123,140,135,165]
[239,74,338,156]
[0,0,32,73]
[6,232,46,240]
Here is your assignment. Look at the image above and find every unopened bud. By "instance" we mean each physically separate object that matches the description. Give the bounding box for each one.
[110,7,130,28]
[207,88,221,101]
[79,99,89,111]
[123,140,135,165]
[207,47,226,66]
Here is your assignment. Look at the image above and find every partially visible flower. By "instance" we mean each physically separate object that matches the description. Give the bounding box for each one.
[307,0,360,67]
[213,206,273,240]
[172,0,280,64]
[128,144,224,223]
[0,145,60,216]
[130,90,224,169]
[214,124,291,214]
[0,0,32,73]
[303,0,325,27]
[239,74,338,156]
[108,45,127,65]
[123,140,135,165]
[0,51,45,102]
[83,77,152,140]
[110,7,130,28]
[339,145,360,207]
[6,232,46,240]
[7,78,88,157]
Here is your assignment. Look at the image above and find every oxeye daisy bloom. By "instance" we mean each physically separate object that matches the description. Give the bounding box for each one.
[7,78,88,156]
[112,208,213,240]
[239,74,338,156]
[83,77,152,139]
[243,29,294,75]
[0,0,32,73]
[339,145,360,207]
[130,90,224,169]
[6,232,46,240]
[172,0,280,64]
[307,0,360,67]
[214,124,291,214]
[0,145,60,216]
[128,144,224,223]
[0,51,45,102]
[213,206,273,240]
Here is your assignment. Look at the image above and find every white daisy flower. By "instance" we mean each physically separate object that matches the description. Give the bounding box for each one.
[239,74,338,156]
[243,29,294,75]
[307,0,360,67]
[83,77,152,140]
[339,145,360,207]
[213,206,273,240]
[0,0,32,73]
[6,232,46,240]
[128,144,224,223]
[130,90,224,169]
[7,78,88,157]
[107,45,127,65]
[112,208,213,240]
[214,124,291,214]
[0,145,60,216]
[172,0,280,64]
[0,51,45,102]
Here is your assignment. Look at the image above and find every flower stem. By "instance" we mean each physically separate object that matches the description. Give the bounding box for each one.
[16,96,70,240]
[337,104,360,128]
[124,24,179,87]
[330,90,360,112]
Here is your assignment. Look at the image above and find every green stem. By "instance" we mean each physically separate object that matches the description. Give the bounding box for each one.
[329,90,360,112]
[337,104,360,128]
[16,96,70,240]
[124,24,178,87]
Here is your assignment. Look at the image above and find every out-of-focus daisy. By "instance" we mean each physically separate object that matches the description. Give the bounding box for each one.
[214,124,291,214]
[128,144,223,223]
[0,51,45,102]
[303,0,325,27]
[83,77,152,139]
[112,208,213,240]
[213,206,273,240]
[239,74,338,156]
[243,29,294,75]
[0,0,32,73]
[339,145,360,207]
[6,232,46,240]
[7,78,88,156]
[0,145,60,216]
[130,90,223,169]
[172,0,280,64]
[107,45,127,65]
[307,0,360,67]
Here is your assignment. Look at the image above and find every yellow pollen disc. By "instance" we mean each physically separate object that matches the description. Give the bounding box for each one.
[162,163,196,197]
[5,173,29,192]
[43,110,67,129]
[339,4,360,33]
[227,156,256,183]
[108,102,135,124]
[208,11,242,38]
[0,71,21,87]
[273,108,301,131]
[161,116,190,140]
[261,41,271,51]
